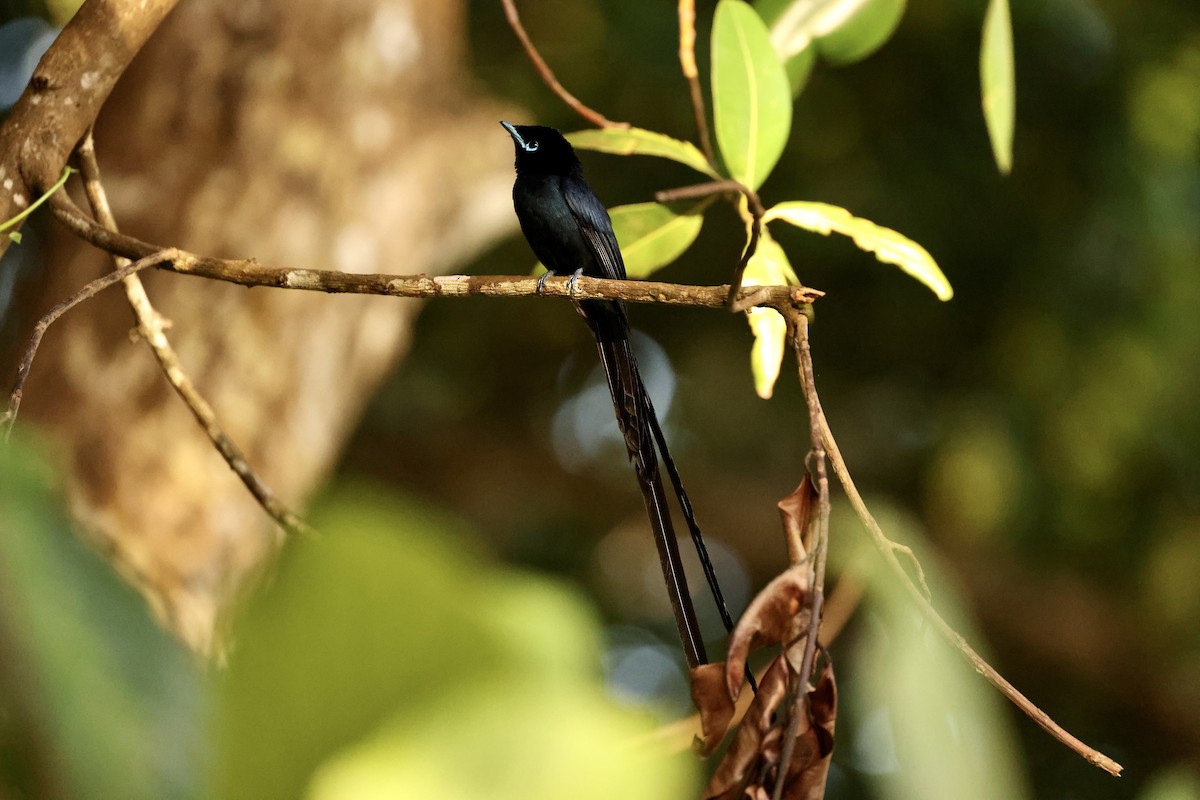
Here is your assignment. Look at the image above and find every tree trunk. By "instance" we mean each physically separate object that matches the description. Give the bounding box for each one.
[4,0,514,653]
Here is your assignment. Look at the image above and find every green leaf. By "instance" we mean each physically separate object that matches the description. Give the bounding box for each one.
[567,128,721,179]
[610,202,707,278]
[782,45,817,95]
[742,233,795,398]
[214,485,698,800]
[814,0,906,66]
[757,0,906,79]
[711,0,793,190]
[765,201,953,300]
[980,0,1015,174]
[9,230,21,244]
[0,441,201,800]
[533,202,707,279]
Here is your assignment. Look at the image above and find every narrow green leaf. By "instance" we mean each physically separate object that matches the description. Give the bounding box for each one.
[0,165,75,237]
[610,202,707,278]
[980,0,1015,174]
[711,0,793,190]
[532,202,707,279]
[742,233,795,398]
[567,128,721,179]
[765,201,953,300]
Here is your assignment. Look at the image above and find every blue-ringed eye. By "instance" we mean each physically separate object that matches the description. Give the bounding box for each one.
[526,140,540,152]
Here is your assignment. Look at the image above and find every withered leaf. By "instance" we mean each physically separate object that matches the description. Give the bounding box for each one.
[778,475,817,562]
[691,662,737,756]
[777,657,838,800]
[726,566,811,699]
[705,656,790,799]
[705,656,838,800]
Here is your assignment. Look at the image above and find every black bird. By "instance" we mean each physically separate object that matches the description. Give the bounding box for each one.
[501,122,735,669]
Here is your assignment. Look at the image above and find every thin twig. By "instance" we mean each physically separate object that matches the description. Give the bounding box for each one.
[772,309,831,800]
[819,410,1124,776]
[74,132,315,538]
[677,0,716,166]
[2,251,174,439]
[50,193,821,313]
[655,180,765,308]
[500,0,628,130]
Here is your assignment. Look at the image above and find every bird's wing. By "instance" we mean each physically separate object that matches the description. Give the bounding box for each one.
[562,175,627,281]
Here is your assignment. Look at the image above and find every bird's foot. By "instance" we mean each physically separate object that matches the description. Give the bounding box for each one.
[535,271,553,294]
[566,268,584,298]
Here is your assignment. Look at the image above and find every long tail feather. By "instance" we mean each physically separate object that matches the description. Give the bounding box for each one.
[594,335,707,669]
[636,367,758,693]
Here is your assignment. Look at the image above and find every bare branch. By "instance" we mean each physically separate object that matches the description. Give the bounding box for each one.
[772,309,832,800]
[2,250,175,439]
[655,180,765,308]
[49,193,820,313]
[500,0,628,130]
[73,133,315,538]
[0,0,179,260]
[677,0,716,165]
[819,409,1124,776]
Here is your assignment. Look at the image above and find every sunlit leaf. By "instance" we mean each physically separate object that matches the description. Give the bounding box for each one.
[711,0,793,189]
[8,230,21,243]
[748,308,786,400]
[765,200,953,300]
[980,0,1015,174]
[567,127,720,179]
[758,0,906,81]
[742,233,796,398]
[610,201,707,278]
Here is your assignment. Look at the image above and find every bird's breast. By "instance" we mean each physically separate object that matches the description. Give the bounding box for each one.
[513,175,593,275]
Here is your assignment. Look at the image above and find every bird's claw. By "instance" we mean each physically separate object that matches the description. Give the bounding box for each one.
[566,268,584,298]
[535,271,552,294]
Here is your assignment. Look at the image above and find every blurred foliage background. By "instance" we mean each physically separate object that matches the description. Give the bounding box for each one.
[3,0,1200,797]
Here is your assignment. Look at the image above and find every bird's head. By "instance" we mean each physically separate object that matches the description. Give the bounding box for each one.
[501,122,580,176]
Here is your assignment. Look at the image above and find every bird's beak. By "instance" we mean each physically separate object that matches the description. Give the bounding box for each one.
[500,121,525,149]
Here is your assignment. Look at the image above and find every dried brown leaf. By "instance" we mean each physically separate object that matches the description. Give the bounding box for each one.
[705,656,790,799]
[726,566,811,699]
[777,657,838,800]
[691,662,737,756]
[705,656,838,800]
[778,475,817,563]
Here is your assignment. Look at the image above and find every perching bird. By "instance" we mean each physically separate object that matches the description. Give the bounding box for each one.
[501,121,735,669]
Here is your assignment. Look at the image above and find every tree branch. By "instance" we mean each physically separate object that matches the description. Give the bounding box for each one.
[0,0,179,260]
[819,410,1124,776]
[655,180,765,308]
[72,132,314,538]
[500,0,628,130]
[772,309,832,800]
[2,250,174,438]
[49,192,820,313]
[677,0,716,166]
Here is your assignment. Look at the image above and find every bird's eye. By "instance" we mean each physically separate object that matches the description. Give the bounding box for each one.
[526,140,540,152]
